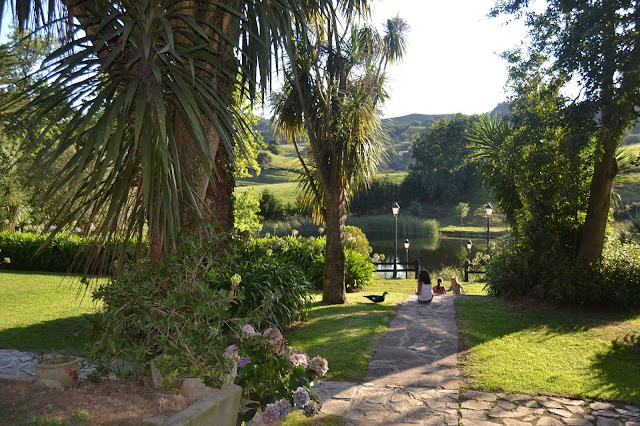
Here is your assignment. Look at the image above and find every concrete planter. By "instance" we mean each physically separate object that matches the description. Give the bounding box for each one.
[35,357,80,387]
[163,384,242,426]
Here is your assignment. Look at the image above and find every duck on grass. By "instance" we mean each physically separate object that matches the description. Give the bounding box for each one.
[363,292,388,303]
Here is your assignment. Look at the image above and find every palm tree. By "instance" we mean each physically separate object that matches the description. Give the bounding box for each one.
[0,0,325,268]
[272,3,407,304]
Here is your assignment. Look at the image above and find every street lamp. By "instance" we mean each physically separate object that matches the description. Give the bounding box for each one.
[485,203,493,248]
[404,239,410,279]
[392,202,400,278]
[465,239,473,282]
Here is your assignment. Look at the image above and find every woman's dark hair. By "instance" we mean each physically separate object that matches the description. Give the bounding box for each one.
[419,269,431,284]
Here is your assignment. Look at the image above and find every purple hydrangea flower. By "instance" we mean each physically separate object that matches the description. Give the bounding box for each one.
[293,387,310,408]
[238,355,251,368]
[261,403,280,424]
[276,399,292,418]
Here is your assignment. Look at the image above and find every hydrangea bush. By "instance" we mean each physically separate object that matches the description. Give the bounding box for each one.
[228,324,327,424]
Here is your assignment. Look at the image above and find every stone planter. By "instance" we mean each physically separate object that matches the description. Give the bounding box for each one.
[35,357,80,387]
[150,360,238,401]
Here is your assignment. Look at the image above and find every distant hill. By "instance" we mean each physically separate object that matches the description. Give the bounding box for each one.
[382,113,453,128]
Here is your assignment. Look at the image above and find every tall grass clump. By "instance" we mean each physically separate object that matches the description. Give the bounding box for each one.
[346,215,439,239]
[261,217,323,237]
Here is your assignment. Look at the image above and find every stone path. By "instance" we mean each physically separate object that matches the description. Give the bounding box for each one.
[313,294,640,425]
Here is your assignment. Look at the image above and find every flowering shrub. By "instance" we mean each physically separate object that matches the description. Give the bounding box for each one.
[228,324,327,424]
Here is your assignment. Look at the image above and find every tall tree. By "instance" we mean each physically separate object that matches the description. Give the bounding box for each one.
[272,4,407,304]
[0,0,322,268]
[491,0,640,262]
[408,114,481,201]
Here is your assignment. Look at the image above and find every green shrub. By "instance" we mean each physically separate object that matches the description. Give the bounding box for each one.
[0,231,134,274]
[220,240,315,328]
[344,249,374,292]
[90,233,237,385]
[344,225,372,256]
[246,235,374,294]
[485,236,640,310]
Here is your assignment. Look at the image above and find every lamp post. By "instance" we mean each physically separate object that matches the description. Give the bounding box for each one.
[392,202,400,278]
[404,239,410,279]
[485,203,493,248]
[465,239,473,282]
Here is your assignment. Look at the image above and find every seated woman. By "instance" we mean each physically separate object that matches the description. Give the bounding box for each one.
[416,269,433,304]
[433,278,447,295]
[448,276,466,295]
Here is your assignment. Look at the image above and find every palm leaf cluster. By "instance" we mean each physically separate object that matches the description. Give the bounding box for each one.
[272,4,406,222]
[0,0,316,268]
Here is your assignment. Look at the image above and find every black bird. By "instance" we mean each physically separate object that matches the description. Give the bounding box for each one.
[363,291,388,303]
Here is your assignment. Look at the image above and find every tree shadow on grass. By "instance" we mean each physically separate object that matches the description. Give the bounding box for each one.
[0,314,97,356]
[591,332,640,404]
[457,296,640,403]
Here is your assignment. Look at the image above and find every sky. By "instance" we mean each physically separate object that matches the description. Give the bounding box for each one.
[370,0,530,118]
[0,1,532,119]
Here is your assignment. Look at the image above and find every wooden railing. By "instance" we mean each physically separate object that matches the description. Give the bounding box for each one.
[373,259,420,279]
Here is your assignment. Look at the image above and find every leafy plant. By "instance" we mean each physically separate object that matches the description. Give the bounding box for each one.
[90,233,237,386]
[229,324,326,423]
[344,249,374,292]
[344,226,372,257]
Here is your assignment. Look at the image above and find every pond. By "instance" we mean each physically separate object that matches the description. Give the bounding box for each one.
[367,235,489,278]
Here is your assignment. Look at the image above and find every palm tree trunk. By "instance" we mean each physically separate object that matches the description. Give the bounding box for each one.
[322,189,347,304]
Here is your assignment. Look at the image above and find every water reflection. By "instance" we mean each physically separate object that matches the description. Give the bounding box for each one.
[368,235,488,277]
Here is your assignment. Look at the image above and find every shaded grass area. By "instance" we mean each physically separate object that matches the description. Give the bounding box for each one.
[0,401,92,426]
[0,270,103,356]
[285,277,416,382]
[456,296,640,404]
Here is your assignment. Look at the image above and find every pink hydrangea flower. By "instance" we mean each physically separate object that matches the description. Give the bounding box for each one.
[224,344,238,358]
[242,324,259,337]
[290,353,309,367]
[263,327,284,352]
[310,356,329,376]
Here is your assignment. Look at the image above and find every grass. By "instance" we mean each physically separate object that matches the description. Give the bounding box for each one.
[235,181,299,205]
[456,296,640,404]
[440,224,509,234]
[0,270,103,356]
[284,412,346,425]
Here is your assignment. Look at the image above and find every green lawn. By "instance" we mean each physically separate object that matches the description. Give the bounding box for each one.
[457,296,640,404]
[0,270,103,356]
[235,181,299,205]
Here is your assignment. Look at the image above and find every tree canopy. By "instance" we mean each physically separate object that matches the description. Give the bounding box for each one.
[491,0,640,262]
